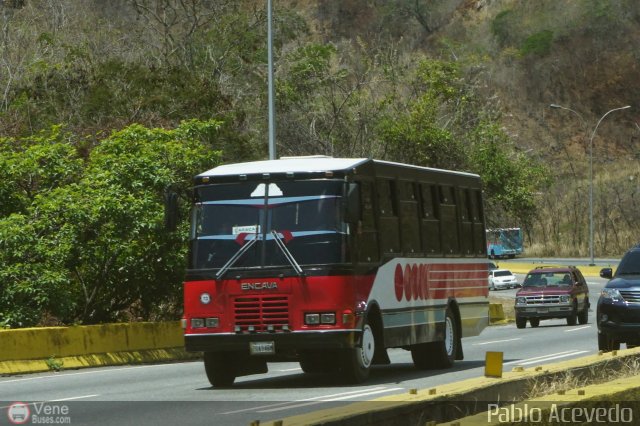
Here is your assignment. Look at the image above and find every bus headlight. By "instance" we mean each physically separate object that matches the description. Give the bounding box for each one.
[191,318,205,328]
[205,317,219,328]
[305,313,320,325]
[305,312,336,325]
[320,313,336,324]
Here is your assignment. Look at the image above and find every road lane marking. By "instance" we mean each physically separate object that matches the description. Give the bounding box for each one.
[257,387,404,413]
[504,350,589,366]
[503,350,575,364]
[221,386,394,415]
[472,338,522,346]
[276,367,302,372]
[50,394,99,402]
[0,394,99,409]
[564,326,591,332]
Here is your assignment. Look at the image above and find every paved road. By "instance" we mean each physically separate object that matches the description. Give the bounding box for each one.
[0,275,611,426]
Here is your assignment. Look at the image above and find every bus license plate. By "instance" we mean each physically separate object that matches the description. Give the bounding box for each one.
[250,341,275,355]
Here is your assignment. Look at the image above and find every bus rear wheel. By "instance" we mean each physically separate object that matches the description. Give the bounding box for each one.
[411,308,458,369]
[342,322,375,383]
[204,352,236,388]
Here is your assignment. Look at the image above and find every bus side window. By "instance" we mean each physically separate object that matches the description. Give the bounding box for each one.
[439,185,460,255]
[399,181,421,255]
[471,189,486,255]
[420,183,441,255]
[459,188,474,255]
[357,180,379,263]
[376,178,400,256]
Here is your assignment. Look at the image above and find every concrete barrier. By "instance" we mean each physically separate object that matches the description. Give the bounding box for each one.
[0,322,198,375]
[495,262,615,277]
[271,347,640,426]
[489,303,505,323]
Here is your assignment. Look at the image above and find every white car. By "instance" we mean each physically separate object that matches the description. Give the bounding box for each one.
[488,269,518,290]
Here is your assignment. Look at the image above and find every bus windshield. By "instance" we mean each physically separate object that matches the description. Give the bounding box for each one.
[189,180,347,270]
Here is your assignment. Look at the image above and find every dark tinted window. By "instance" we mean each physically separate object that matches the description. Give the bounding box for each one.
[616,250,640,276]
[190,180,346,270]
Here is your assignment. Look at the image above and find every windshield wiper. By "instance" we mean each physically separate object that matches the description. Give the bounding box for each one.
[215,236,258,280]
[271,230,304,276]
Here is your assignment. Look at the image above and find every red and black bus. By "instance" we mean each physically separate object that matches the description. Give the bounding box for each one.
[181,157,489,386]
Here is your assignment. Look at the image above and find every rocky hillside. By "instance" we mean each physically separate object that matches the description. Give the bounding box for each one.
[299,0,640,255]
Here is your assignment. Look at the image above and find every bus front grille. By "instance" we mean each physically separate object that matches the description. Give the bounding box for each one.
[234,295,290,333]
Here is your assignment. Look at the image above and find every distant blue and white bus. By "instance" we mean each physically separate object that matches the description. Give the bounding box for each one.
[486,228,523,259]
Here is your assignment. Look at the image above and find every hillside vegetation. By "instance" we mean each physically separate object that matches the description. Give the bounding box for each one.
[0,0,637,326]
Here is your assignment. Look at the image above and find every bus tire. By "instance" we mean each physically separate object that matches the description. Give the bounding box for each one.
[204,352,236,388]
[342,321,375,383]
[412,308,458,369]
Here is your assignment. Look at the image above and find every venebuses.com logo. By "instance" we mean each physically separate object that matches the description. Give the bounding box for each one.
[7,402,30,424]
[6,401,71,425]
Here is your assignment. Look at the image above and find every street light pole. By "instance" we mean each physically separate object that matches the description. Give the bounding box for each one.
[550,104,631,265]
[586,105,630,265]
[267,0,276,160]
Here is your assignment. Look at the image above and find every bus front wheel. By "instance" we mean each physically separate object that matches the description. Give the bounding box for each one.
[204,352,236,388]
[342,322,375,383]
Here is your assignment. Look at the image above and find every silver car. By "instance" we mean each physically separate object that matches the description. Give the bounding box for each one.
[489,269,518,290]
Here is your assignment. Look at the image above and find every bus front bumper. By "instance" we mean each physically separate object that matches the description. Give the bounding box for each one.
[184,329,360,354]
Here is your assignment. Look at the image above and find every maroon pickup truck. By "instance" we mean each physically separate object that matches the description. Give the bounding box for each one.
[514,266,590,329]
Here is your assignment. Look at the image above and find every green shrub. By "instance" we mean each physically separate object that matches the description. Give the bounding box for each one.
[520,30,554,56]
[491,10,515,46]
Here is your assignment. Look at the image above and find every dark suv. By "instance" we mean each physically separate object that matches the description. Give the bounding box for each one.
[597,245,640,351]
[514,266,590,329]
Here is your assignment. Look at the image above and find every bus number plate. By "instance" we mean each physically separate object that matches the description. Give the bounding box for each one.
[250,341,275,355]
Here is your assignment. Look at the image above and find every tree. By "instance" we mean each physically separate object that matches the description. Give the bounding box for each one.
[0,120,220,327]
[468,120,551,229]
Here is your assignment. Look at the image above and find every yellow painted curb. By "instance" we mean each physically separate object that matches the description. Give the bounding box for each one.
[495,262,616,277]
[0,321,183,361]
[0,321,195,375]
[0,348,200,375]
[489,304,505,322]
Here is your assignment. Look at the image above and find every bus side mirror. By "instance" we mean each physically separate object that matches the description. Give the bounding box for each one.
[345,183,360,224]
[164,189,178,232]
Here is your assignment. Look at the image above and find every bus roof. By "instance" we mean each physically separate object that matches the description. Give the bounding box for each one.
[198,157,369,177]
[197,157,480,180]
